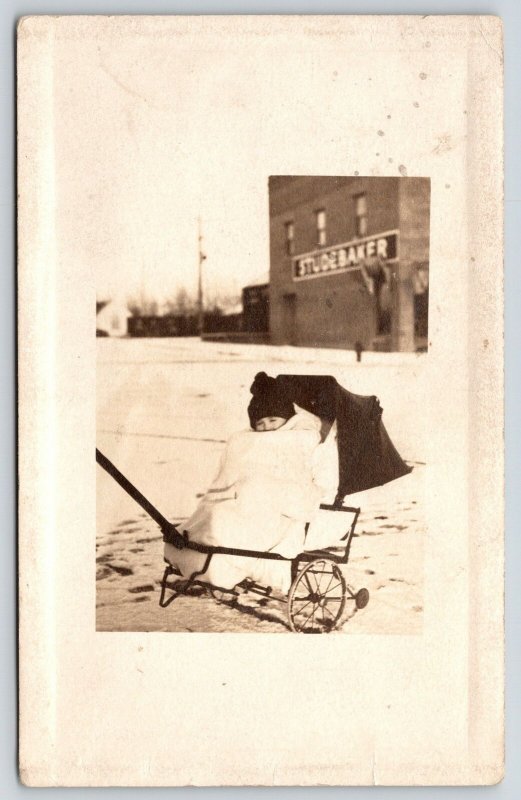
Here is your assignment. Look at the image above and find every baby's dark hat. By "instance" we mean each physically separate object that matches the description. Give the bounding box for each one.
[248,372,295,427]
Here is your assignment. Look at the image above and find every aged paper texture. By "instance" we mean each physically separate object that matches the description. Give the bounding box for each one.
[18,15,503,786]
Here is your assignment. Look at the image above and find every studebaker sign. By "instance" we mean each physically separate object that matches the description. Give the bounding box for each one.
[293,230,398,280]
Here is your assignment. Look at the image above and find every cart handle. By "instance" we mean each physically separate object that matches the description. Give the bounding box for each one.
[95,448,185,547]
[96,448,360,558]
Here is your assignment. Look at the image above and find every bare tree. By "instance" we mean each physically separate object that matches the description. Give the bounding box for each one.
[164,287,197,316]
[127,295,159,317]
[204,289,242,315]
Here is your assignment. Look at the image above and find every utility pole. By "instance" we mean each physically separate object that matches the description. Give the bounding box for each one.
[140,257,146,314]
[197,217,206,336]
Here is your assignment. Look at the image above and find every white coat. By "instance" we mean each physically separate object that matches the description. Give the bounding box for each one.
[164,409,325,592]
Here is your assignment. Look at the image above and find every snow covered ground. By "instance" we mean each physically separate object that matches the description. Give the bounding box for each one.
[96,337,426,633]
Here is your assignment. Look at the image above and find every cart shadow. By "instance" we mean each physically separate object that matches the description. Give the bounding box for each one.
[212,591,359,633]
[210,592,291,630]
[161,577,291,630]
[161,572,362,633]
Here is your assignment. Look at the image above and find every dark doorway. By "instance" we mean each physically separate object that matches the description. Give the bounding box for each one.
[282,293,297,345]
[414,290,429,338]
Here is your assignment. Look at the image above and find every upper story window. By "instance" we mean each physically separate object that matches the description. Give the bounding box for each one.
[316,209,326,246]
[354,193,368,237]
[285,221,295,255]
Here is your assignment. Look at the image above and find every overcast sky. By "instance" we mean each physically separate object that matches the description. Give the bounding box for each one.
[54,22,286,306]
[50,17,462,308]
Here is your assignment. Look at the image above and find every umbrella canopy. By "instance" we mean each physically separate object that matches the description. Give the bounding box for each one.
[275,374,412,503]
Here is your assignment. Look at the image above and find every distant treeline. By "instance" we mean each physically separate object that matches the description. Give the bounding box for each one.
[128,284,269,338]
[128,311,243,338]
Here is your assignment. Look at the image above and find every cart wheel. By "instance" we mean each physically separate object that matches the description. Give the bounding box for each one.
[287,558,346,633]
[355,587,370,609]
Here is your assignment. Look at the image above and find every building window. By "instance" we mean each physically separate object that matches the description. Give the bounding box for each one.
[354,194,368,237]
[316,209,326,246]
[285,221,294,255]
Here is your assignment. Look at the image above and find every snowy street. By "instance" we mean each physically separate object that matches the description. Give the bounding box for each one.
[96,338,426,633]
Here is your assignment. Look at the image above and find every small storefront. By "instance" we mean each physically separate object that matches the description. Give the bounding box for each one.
[268,176,430,352]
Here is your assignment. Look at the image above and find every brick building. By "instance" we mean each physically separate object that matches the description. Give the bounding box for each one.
[268,176,430,352]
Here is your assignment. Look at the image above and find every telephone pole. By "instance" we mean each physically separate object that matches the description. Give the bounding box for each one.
[197,217,206,336]
[140,257,146,314]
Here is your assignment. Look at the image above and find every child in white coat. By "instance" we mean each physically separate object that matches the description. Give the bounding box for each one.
[164,373,326,592]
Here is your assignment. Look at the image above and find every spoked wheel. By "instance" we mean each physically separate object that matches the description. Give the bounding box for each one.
[287,558,347,633]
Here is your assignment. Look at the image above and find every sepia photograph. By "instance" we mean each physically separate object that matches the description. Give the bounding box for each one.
[96,175,430,633]
[18,14,503,785]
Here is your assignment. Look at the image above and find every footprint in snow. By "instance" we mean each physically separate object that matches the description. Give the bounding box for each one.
[107,563,134,576]
[128,583,155,594]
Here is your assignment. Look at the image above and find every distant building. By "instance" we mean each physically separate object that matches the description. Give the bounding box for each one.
[127,314,183,337]
[96,298,131,337]
[268,176,430,352]
[127,309,243,338]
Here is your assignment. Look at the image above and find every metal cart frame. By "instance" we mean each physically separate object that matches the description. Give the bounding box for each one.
[96,448,369,633]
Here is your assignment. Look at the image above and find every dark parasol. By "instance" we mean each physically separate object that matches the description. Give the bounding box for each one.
[275,374,412,504]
